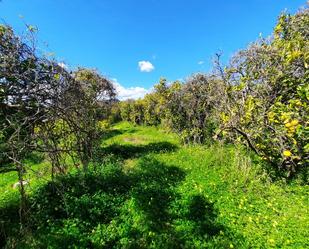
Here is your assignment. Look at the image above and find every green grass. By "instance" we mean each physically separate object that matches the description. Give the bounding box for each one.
[1,121,308,248]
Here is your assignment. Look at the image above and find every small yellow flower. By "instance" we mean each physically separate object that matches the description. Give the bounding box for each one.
[283,150,292,157]
[285,122,292,128]
[290,119,299,126]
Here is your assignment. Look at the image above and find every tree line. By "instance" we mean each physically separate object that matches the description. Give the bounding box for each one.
[117,8,309,180]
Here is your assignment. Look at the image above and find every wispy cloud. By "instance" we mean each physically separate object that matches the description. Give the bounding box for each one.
[138,60,155,72]
[112,79,150,100]
[197,60,204,65]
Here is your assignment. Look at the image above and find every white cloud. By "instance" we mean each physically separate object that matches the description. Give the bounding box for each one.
[58,62,68,69]
[112,79,150,100]
[197,60,204,65]
[138,61,155,72]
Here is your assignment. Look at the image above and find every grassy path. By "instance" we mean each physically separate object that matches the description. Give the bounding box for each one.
[0,122,308,248]
[101,122,309,248]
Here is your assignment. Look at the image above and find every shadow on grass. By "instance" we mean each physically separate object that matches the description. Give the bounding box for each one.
[96,141,178,162]
[100,129,124,140]
[99,127,138,140]
[187,195,222,236]
[0,156,243,248]
[0,166,16,174]
[0,200,20,248]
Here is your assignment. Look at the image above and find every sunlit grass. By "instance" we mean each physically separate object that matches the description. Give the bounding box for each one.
[1,122,308,248]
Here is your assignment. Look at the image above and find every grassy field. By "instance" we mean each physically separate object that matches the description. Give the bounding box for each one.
[1,122,308,248]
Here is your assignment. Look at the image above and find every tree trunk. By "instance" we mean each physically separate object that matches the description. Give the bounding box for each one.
[16,162,27,229]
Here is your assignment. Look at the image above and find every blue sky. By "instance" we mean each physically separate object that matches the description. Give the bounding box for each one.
[0,0,306,99]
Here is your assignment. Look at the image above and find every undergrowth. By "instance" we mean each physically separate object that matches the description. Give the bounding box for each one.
[0,122,308,248]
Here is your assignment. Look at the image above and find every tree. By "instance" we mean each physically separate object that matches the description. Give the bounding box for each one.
[167,74,221,144]
[0,24,116,226]
[217,8,309,178]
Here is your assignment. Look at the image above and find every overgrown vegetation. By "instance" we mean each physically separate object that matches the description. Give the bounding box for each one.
[118,8,309,180]
[1,122,308,248]
[0,24,115,227]
[0,4,308,249]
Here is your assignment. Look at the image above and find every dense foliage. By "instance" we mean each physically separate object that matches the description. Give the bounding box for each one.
[219,9,309,178]
[118,8,309,180]
[0,24,115,224]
